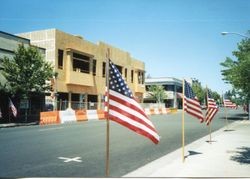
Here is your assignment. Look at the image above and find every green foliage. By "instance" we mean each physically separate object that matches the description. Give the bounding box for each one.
[0,44,54,97]
[221,38,250,101]
[148,85,167,103]
[211,90,221,102]
[192,82,205,103]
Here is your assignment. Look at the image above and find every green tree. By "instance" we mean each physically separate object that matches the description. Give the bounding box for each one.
[211,91,220,101]
[192,82,205,103]
[148,85,167,103]
[220,38,250,102]
[0,44,54,97]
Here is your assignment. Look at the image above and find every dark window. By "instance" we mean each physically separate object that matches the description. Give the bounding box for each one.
[93,59,96,76]
[125,68,127,81]
[138,71,145,84]
[58,49,63,69]
[102,62,106,77]
[72,53,90,73]
[115,64,122,74]
[163,85,174,91]
[131,70,134,83]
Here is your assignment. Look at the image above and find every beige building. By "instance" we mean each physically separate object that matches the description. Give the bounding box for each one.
[18,29,145,110]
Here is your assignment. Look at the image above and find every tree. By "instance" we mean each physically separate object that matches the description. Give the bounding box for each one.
[148,85,167,104]
[220,38,250,102]
[192,82,205,103]
[0,44,54,97]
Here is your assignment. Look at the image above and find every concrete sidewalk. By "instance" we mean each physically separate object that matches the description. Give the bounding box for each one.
[124,120,250,177]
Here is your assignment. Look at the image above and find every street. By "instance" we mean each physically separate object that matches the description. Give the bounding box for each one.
[0,108,243,177]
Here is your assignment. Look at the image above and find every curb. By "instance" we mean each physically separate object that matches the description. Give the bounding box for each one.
[0,122,38,128]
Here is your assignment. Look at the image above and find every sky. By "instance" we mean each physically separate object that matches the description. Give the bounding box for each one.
[1,0,249,93]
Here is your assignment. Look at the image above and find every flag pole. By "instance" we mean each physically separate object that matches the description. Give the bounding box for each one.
[225,106,228,130]
[105,48,110,177]
[206,86,211,143]
[222,92,228,130]
[182,79,185,162]
[8,98,11,123]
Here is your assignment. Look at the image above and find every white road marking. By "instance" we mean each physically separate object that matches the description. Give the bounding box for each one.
[58,157,82,163]
[39,127,64,131]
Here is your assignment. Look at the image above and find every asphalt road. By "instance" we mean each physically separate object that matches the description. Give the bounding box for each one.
[0,108,243,177]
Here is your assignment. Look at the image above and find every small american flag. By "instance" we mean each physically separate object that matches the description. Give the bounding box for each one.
[106,60,160,144]
[223,96,237,109]
[9,98,17,117]
[205,90,218,125]
[184,80,204,122]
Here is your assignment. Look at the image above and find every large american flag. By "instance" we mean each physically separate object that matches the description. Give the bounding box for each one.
[205,90,218,125]
[184,80,204,122]
[9,98,17,117]
[223,96,237,109]
[106,60,160,144]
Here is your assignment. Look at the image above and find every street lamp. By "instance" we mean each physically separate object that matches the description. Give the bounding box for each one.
[221,31,250,120]
[221,32,249,38]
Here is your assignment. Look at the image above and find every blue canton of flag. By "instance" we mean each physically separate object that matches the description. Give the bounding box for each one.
[109,64,133,98]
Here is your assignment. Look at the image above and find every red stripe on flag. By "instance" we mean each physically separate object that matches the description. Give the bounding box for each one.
[109,113,159,144]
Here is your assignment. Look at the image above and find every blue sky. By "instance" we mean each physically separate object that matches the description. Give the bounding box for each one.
[1,0,249,93]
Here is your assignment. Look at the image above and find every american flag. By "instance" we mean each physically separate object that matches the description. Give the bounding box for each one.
[223,96,237,109]
[205,90,218,125]
[106,60,160,144]
[184,80,204,122]
[9,98,17,117]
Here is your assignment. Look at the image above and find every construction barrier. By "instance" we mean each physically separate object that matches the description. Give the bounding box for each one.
[40,108,171,125]
[97,110,106,120]
[40,111,60,125]
[75,109,87,122]
[59,108,77,124]
[144,108,170,115]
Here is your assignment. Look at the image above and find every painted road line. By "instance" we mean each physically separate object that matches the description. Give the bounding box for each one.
[58,157,82,163]
[39,127,64,132]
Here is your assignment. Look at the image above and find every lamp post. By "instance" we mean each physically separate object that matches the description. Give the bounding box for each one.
[221,32,249,38]
[221,31,250,120]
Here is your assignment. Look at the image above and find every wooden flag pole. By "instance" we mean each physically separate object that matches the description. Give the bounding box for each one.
[225,106,229,130]
[206,86,212,143]
[105,48,110,177]
[222,92,229,130]
[209,122,212,143]
[182,79,185,162]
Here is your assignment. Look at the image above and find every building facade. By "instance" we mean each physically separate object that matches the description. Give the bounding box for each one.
[18,29,146,110]
[0,31,46,122]
[144,77,183,108]
[0,31,31,87]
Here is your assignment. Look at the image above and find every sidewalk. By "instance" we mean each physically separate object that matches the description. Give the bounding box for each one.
[124,120,250,177]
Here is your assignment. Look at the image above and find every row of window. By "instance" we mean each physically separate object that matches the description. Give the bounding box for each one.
[57,49,145,84]
[146,85,182,92]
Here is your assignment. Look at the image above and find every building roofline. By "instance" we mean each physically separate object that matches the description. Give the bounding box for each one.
[0,31,30,42]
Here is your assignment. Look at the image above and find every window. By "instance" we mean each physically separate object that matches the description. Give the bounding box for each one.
[138,71,145,84]
[58,49,63,69]
[163,85,174,91]
[92,59,96,76]
[131,70,134,83]
[102,62,106,77]
[125,68,127,81]
[115,64,122,75]
[72,53,90,73]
